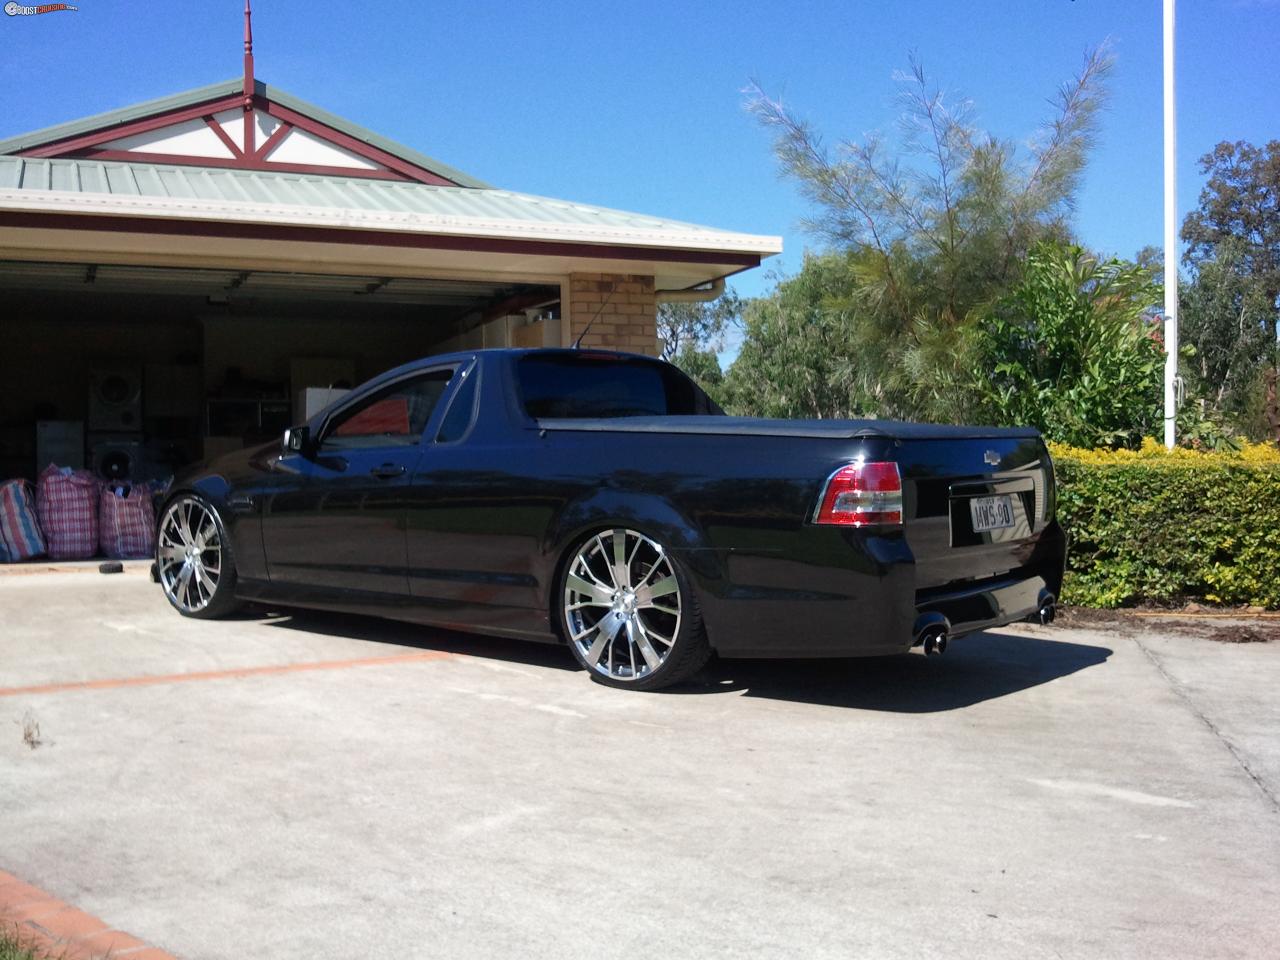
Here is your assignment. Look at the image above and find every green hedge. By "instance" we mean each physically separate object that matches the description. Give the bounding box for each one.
[1050,440,1280,609]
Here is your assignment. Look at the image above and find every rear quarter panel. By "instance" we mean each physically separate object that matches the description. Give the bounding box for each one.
[521,430,918,656]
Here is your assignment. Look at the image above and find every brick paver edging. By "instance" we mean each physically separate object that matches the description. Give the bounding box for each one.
[0,869,177,959]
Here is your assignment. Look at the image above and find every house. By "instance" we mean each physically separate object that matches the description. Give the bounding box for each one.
[0,6,779,481]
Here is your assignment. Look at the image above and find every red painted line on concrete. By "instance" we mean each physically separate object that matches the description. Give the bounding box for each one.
[0,868,177,959]
[0,650,453,698]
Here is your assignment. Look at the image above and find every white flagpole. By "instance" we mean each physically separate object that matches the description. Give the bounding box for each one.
[1163,0,1179,449]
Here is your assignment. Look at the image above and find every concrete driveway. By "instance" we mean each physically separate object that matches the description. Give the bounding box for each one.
[1,568,1277,960]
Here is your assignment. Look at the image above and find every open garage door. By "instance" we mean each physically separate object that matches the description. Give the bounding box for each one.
[0,260,559,483]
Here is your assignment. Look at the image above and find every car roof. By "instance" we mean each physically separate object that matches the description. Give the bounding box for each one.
[348,347,664,396]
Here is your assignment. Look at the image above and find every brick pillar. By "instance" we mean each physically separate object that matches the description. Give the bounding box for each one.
[567,273,657,356]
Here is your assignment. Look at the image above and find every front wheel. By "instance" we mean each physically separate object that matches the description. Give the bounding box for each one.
[559,528,710,690]
[157,495,242,619]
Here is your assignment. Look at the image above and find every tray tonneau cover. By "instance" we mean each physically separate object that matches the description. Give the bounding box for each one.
[536,415,1041,441]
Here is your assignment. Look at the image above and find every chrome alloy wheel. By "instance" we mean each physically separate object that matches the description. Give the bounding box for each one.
[564,529,683,682]
[158,499,223,613]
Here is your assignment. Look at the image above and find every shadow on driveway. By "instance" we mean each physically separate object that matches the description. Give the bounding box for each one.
[255,606,579,672]
[252,606,1111,714]
[687,631,1112,712]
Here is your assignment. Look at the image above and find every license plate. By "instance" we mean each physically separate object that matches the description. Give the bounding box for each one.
[970,494,1015,532]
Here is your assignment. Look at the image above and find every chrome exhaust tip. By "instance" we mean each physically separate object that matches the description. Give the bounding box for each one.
[922,627,949,656]
[1036,591,1058,625]
[913,613,951,656]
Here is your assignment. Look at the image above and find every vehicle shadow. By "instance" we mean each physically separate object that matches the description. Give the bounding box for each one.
[253,606,580,673]
[685,630,1113,712]
[254,606,1111,714]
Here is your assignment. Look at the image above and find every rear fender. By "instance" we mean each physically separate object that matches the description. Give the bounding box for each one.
[543,489,725,622]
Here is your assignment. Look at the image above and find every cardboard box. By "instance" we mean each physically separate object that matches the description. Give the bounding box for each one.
[295,387,350,422]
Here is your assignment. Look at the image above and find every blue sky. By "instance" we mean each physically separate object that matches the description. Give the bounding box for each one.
[2,0,1277,306]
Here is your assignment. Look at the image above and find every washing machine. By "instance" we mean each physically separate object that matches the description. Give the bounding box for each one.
[88,368,143,432]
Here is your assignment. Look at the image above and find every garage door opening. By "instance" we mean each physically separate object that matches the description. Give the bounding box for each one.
[0,260,560,483]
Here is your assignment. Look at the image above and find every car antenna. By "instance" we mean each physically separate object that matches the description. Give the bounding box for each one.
[572,287,616,349]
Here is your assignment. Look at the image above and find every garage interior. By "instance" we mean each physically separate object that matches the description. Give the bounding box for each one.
[0,259,560,483]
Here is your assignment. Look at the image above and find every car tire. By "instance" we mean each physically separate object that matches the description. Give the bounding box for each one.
[156,494,243,619]
[558,527,711,691]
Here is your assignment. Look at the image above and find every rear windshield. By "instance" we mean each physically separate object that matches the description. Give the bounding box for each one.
[517,354,719,419]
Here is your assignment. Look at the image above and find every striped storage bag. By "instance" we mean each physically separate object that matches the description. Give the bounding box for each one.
[0,478,46,561]
[99,483,155,560]
[36,464,100,560]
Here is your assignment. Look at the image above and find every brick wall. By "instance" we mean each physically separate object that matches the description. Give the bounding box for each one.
[567,273,657,355]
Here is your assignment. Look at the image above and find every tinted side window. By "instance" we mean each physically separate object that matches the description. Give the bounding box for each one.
[322,370,453,450]
[436,368,478,443]
[517,355,714,419]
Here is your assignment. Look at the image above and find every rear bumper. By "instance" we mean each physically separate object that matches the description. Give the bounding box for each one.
[907,518,1066,647]
[914,572,1052,640]
[696,522,1066,659]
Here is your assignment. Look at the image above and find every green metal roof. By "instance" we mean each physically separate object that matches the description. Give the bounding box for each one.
[0,80,243,155]
[0,79,491,190]
[0,155,776,250]
[261,83,489,189]
[0,82,782,257]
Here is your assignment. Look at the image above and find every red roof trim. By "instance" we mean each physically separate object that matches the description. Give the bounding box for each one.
[260,101,458,186]
[17,95,247,159]
[252,121,291,161]
[0,210,764,267]
[242,1,255,157]
[15,92,460,186]
[203,115,244,159]
[67,149,412,181]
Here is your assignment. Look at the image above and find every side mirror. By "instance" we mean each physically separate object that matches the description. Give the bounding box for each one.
[282,425,311,457]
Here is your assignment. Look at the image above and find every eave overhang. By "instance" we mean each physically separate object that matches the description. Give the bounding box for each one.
[0,156,780,290]
[0,200,777,292]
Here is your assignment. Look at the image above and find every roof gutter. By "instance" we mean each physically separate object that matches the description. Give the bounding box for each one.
[0,189,780,257]
[655,277,725,303]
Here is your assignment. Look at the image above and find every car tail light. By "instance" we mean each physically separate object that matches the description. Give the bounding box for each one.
[813,461,903,527]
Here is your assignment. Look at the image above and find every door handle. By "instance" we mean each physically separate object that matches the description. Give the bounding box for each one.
[370,463,406,479]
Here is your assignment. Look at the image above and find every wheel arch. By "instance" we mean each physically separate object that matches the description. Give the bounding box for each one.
[541,490,725,645]
[155,486,243,618]
[158,475,231,515]
[156,477,263,583]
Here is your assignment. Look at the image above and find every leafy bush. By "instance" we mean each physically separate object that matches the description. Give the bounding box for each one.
[977,242,1164,448]
[1051,439,1280,608]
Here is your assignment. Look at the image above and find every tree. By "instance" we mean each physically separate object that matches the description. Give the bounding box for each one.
[671,342,725,403]
[1179,239,1274,433]
[721,252,866,418]
[657,290,741,402]
[736,47,1113,422]
[976,241,1163,448]
[656,289,742,361]
[1180,140,1280,442]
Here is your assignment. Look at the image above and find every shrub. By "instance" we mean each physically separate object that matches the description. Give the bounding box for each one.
[977,242,1164,449]
[1050,438,1280,608]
